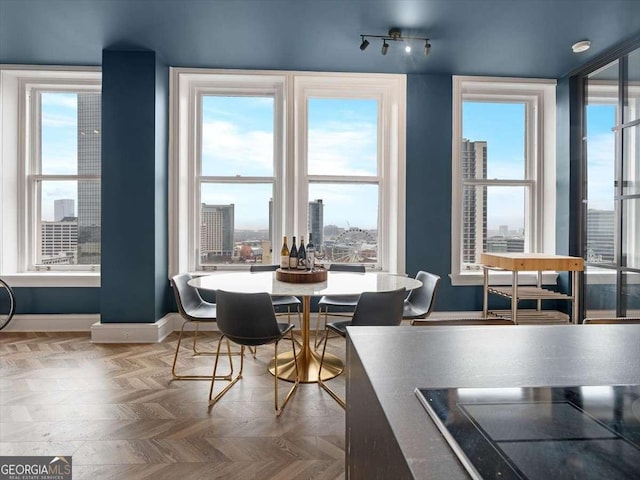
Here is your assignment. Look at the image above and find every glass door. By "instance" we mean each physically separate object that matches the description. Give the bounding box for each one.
[583,46,640,320]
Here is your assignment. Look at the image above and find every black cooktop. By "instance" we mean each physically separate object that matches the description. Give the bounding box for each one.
[415,385,640,480]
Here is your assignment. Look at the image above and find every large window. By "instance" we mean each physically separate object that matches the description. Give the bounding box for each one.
[451,77,556,285]
[0,67,101,286]
[170,69,406,275]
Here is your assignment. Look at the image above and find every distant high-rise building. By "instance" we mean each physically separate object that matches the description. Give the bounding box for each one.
[201,204,234,260]
[77,93,101,265]
[308,199,324,247]
[587,209,614,262]
[41,218,77,262]
[54,199,75,221]
[461,139,487,266]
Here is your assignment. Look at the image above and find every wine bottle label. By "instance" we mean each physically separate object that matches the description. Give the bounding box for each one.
[290,256,298,269]
[280,257,289,269]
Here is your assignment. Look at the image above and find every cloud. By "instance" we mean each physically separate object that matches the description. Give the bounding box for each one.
[308,121,377,176]
[42,112,76,128]
[201,120,273,174]
[41,93,77,109]
[41,94,77,127]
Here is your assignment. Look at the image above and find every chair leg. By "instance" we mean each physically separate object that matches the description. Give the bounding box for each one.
[275,306,302,349]
[274,332,300,417]
[313,306,327,350]
[209,337,244,406]
[172,321,234,381]
[317,329,345,409]
[191,322,219,355]
[291,306,303,349]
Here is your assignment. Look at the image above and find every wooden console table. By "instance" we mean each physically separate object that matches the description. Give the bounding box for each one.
[481,253,584,324]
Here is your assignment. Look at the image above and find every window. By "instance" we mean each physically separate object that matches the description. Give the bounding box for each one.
[0,67,101,286]
[451,77,556,285]
[170,69,406,275]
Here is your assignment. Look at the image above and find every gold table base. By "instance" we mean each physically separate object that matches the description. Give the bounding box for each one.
[268,295,344,383]
[268,349,343,383]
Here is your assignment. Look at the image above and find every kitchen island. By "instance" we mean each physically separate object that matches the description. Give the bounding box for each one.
[345,324,640,479]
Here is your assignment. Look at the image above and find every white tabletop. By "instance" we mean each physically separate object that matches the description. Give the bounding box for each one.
[188,271,421,297]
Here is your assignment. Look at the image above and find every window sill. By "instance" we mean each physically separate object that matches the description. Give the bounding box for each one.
[1,272,100,288]
[449,271,559,287]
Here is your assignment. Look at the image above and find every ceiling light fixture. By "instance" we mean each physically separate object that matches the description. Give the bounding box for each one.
[360,27,431,56]
[572,40,591,53]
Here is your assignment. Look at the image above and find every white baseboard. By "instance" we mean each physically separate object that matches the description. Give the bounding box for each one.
[3,313,176,343]
[90,315,175,343]
[1,314,99,332]
[3,310,495,342]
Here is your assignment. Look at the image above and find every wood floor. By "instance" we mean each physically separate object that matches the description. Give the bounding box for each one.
[0,331,346,480]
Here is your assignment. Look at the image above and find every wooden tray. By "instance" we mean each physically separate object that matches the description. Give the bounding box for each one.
[276,267,327,283]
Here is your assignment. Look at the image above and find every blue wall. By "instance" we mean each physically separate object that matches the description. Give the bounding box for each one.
[100,49,170,323]
[405,74,481,309]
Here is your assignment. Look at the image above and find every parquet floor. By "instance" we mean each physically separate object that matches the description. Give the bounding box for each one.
[0,331,346,480]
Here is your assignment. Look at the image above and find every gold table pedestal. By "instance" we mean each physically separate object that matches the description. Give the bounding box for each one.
[268,296,344,383]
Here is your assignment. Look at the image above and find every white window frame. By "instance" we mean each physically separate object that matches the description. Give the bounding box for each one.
[450,76,557,286]
[0,66,101,287]
[169,68,406,277]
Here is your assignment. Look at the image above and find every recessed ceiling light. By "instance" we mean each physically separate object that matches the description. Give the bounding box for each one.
[572,40,591,53]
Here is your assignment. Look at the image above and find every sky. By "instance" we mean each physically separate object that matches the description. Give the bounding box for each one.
[585,104,615,211]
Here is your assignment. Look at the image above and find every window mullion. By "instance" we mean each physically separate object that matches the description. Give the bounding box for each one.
[462,179,534,187]
[198,176,275,184]
[30,89,42,269]
[308,175,381,184]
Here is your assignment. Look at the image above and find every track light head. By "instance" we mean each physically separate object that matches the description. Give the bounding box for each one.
[424,40,431,56]
[360,37,370,51]
[381,41,389,55]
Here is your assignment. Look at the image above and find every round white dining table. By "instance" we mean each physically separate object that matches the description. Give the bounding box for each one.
[188,270,422,383]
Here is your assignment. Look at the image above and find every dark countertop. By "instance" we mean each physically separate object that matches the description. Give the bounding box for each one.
[346,324,640,479]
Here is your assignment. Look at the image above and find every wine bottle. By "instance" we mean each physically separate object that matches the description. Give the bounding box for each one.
[280,236,289,269]
[297,236,307,270]
[289,236,298,269]
[306,233,315,271]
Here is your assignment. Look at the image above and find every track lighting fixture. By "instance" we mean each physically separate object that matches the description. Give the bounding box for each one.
[359,28,431,56]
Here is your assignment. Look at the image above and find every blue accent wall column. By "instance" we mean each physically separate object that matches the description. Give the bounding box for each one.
[101,49,169,323]
[556,74,584,315]
[406,74,478,311]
